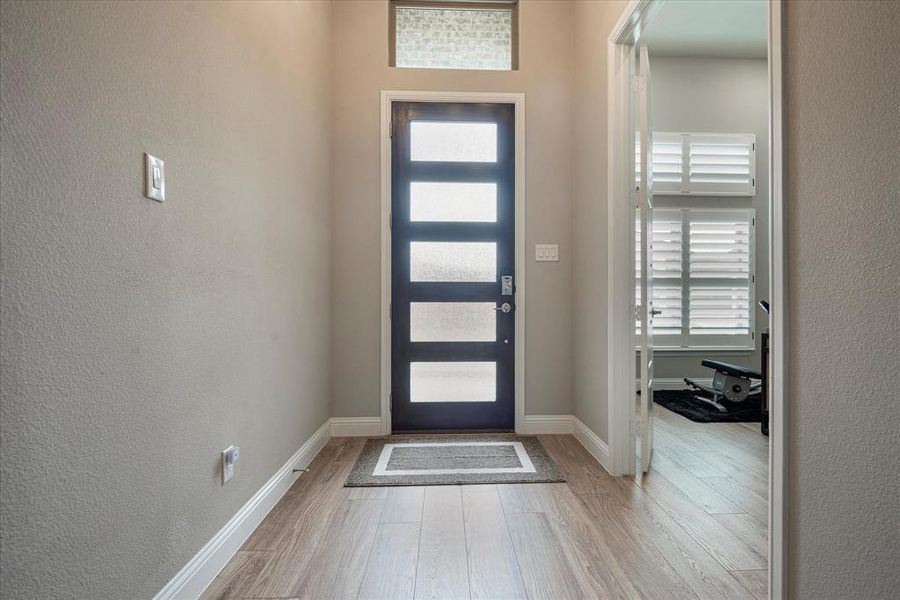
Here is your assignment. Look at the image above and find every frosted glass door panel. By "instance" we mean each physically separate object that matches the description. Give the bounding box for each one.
[410,362,496,403]
[410,302,496,342]
[410,121,497,162]
[410,242,496,282]
[410,182,497,222]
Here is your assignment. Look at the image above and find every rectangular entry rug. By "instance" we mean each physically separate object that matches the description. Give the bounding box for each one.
[345,434,565,487]
[653,389,762,423]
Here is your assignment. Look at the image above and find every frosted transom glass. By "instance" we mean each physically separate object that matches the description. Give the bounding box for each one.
[410,302,496,342]
[394,7,513,71]
[410,242,496,282]
[410,362,497,403]
[410,182,497,222]
[410,121,497,163]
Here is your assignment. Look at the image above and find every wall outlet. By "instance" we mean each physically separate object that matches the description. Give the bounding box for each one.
[222,445,239,484]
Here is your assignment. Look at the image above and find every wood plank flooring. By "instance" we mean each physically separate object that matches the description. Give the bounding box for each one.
[201,406,768,600]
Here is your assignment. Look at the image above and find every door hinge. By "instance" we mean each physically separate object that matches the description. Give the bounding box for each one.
[389,120,393,138]
[389,211,393,230]
[752,331,756,340]
[389,393,393,410]
[631,74,644,93]
[389,302,392,320]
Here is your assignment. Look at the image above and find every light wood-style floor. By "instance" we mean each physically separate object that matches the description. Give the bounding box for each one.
[202,407,768,600]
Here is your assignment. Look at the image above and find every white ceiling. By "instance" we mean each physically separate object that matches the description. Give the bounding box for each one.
[640,0,768,59]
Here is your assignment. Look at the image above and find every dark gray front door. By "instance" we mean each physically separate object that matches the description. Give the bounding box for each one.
[391,101,516,431]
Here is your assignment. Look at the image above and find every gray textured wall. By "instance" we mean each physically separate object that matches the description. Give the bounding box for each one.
[649,56,770,381]
[330,0,578,419]
[784,1,900,598]
[0,2,333,598]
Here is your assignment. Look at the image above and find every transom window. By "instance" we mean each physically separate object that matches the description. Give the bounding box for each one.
[637,209,756,350]
[390,1,519,71]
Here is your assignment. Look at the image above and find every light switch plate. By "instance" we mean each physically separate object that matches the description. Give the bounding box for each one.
[144,153,165,202]
[535,244,559,262]
[222,445,236,484]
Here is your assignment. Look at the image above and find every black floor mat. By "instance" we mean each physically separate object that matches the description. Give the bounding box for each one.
[652,389,762,423]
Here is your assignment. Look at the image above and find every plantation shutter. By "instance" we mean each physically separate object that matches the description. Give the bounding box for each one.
[635,132,684,194]
[687,209,755,347]
[636,208,755,349]
[635,209,684,343]
[687,134,756,196]
[637,132,755,197]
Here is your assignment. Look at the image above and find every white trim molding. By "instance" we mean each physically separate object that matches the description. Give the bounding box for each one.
[767,2,788,597]
[522,414,575,435]
[572,417,613,475]
[380,90,527,435]
[154,421,331,600]
[330,417,385,437]
[522,415,613,475]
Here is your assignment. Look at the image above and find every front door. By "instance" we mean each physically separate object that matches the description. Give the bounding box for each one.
[391,102,515,431]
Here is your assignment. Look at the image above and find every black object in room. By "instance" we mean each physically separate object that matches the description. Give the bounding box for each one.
[653,389,763,423]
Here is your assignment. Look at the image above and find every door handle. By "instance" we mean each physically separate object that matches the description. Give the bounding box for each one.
[650,309,663,316]
[495,302,513,314]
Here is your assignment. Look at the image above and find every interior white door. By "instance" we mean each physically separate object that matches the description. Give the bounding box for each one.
[638,45,655,474]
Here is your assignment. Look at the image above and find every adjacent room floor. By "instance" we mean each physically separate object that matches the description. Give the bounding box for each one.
[202,407,768,600]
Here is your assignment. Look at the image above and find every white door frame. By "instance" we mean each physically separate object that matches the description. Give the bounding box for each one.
[605,2,787,598]
[379,90,527,435]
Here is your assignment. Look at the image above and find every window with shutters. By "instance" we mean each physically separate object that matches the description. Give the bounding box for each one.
[636,132,756,197]
[636,208,755,350]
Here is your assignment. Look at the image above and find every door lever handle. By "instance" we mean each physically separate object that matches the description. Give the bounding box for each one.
[650,309,663,316]
[495,302,513,314]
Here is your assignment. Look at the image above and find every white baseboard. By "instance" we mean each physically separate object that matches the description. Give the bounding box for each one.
[572,417,613,475]
[330,416,384,437]
[522,414,613,476]
[522,414,575,434]
[154,420,331,600]
[155,411,616,600]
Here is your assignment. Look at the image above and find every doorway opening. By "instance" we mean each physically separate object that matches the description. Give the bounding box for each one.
[607,1,785,598]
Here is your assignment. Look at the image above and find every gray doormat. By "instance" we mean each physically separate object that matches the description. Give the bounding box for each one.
[345,434,565,487]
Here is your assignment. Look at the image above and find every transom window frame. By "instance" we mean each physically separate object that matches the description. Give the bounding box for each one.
[636,207,757,352]
[389,0,520,71]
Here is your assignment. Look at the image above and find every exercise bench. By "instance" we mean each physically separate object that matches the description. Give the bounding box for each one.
[684,360,762,413]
